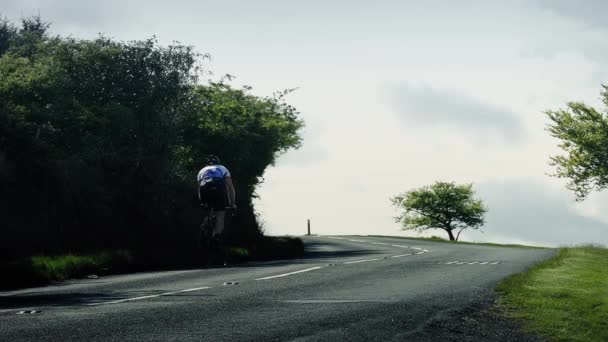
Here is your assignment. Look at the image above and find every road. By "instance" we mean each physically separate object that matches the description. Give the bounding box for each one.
[0,236,554,341]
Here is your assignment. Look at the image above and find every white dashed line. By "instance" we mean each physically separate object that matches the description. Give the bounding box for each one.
[87,286,212,306]
[390,254,413,258]
[441,261,502,266]
[344,258,382,264]
[255,266,323,281]
[323,237,430,261]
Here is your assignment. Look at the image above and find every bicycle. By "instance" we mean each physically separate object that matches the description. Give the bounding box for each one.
[198,205,234,265]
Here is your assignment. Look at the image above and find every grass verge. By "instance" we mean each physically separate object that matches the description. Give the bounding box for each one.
[496,246,608,342]
[1,236,304,290]
[0,250,135,290]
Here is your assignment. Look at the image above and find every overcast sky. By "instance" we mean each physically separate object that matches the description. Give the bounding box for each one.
[4,0,608,246]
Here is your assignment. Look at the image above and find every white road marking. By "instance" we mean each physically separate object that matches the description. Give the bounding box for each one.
[16,310,40,315]
[479,262,489,265]
[322,237,430,261]
[390,254,413,258]
[87,286,212,306]
[490,262,501,265]
[467,262,479,265]
[0,309,23,314]
[255,266,323,281]
[344,258,382,264]
[445,261,459,264]
[280,299,385,304]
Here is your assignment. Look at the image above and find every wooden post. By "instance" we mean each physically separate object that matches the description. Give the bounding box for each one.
[307,219,311,236]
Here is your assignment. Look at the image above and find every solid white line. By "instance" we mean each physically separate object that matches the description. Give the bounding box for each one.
[173,286,212,293]
[255,266,323,280]
[390,254,413,258]
[87,287,212,306]
[344,258,381,264]
[0,309,26,313]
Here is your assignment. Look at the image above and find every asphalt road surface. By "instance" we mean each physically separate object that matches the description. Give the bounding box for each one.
[0,236,554,341]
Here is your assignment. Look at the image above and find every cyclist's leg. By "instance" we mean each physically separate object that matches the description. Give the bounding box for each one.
[213,210,226,238]
[210,210,227,265]
[199,208,214,249]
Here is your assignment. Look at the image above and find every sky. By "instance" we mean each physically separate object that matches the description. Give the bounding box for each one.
[3,0,608,246]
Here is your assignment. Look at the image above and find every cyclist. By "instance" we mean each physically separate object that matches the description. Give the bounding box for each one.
[197,155,236,240]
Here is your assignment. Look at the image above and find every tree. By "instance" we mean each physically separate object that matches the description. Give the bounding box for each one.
[546,85,608,200]
[0,17,16,55]
[0,16,304,260]
[173,83,304,241]
[391,182,487,241]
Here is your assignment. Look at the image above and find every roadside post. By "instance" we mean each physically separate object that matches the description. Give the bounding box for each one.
[307,219,311,235]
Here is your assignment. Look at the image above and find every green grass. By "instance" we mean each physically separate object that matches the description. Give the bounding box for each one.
[496,247,608,342]
[1,250,134,289]
[364,234,547,249]
[0,237,305,289]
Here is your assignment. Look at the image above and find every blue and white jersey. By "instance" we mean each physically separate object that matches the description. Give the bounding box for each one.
[197,165,231,186]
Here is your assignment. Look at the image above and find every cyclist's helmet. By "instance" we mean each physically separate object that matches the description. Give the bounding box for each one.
[206,155,220,165]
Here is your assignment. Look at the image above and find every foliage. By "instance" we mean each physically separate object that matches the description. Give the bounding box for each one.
[391,182,487,241]
[497,247,608,342]
[0,17,303,261]
[174,83,303,240]
[546,86,608,200]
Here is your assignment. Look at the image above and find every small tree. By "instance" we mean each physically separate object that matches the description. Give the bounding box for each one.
[391,182,487,241]
[546,85,608,200]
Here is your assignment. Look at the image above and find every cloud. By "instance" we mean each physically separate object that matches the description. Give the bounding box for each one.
[275,143,328,167]
[462,179,608,247]
[275,116,328,167]
[3,1,112,25]
[520,1,608,68]
[388,83,526,144]
[535,0,608,30]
